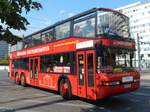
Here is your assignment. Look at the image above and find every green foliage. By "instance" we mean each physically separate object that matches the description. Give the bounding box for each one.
[0,0,42,45]
[0,56,8,65]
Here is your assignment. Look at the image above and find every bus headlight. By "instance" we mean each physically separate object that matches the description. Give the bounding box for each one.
[102,81,120,86]
[133,79,140,82]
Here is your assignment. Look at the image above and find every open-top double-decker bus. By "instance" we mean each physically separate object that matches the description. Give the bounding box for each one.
[9,8,140,100]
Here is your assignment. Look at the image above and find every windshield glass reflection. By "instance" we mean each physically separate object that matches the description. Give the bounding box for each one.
[97,48,135,74]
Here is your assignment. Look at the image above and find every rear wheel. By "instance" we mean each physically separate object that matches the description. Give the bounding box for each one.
[15,73,20,85]
[59,79,72,100]
[20,74,26,87]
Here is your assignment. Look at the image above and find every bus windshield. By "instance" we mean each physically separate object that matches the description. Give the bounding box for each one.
[97,10,130,38]
[97,48,135,74]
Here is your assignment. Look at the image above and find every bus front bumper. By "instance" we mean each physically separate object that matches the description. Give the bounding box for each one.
[96,82,140,99]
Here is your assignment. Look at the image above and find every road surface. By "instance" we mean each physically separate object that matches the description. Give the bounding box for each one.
[0,70,150,112]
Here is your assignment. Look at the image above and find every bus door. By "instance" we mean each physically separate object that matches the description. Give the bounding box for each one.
[29,57,39,86]
[77,50,95,99]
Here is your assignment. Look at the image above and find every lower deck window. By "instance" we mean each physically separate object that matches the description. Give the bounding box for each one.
[13,58,29,70]
[40,52,75,74]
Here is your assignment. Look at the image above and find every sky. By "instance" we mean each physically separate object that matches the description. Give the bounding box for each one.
[13,0,147,36]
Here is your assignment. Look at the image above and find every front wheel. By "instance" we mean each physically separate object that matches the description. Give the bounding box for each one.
[15,73,20,85]
[20,74,26,87]
[59,79,72,100]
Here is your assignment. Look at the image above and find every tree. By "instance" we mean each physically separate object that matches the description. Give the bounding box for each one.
[0,56,8,65]
[0,0,42,45]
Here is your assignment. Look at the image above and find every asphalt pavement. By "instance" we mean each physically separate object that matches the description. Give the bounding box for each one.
[0,70,150,112]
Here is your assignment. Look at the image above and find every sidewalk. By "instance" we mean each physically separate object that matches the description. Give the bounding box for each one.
[141,73,150,80]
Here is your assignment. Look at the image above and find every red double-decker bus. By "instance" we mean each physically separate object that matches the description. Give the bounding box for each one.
[9,8,140,100]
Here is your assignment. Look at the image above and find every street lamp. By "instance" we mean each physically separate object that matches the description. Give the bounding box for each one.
[137,33,141,71]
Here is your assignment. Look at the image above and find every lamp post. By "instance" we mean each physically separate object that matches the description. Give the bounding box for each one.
[137,33,141,71]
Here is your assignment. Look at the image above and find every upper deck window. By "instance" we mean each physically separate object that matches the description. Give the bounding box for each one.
[32,33,41,46]
[41,29,54,43]
[23,37,32,48]
[97,10,130,38]
[73,17,95,38]
[56,22,70,39]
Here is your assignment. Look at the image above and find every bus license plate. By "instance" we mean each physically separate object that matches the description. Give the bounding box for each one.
[122,76,133,83]
[124,84,131,88]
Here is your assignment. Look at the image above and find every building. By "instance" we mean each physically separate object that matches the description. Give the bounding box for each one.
[116,1,150,69]
[0,41,9,58]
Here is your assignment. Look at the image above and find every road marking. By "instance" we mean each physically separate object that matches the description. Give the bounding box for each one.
[23,99,46,103]
[46,95,60,99]
[131,92,150,97]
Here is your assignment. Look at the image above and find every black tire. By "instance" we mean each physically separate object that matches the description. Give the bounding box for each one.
[20,74,26,87]
[59,78,72,100]
[8,72,10,77]
[15,73,20,85]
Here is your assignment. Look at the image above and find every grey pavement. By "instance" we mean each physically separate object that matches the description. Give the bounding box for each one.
[141,72,150,80]
[0,70,150,112]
